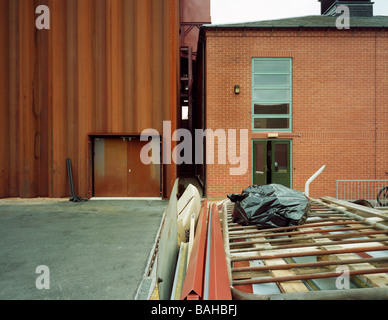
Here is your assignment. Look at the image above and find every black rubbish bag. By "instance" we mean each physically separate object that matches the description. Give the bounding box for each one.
[228,184,310,229]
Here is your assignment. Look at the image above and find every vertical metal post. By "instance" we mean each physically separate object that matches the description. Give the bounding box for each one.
[336,180,338,199]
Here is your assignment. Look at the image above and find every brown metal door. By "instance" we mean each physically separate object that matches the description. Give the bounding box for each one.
[127,138,161,197]
[94,138,127,197]
[94,137,161,197]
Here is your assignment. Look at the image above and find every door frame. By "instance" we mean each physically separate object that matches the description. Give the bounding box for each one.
[251,139,293,188]
[90,134,163,199]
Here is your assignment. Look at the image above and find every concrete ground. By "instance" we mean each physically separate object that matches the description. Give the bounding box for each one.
[0,199,168,300]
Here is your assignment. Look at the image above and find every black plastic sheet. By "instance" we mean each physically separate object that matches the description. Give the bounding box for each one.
[228,184,310,229]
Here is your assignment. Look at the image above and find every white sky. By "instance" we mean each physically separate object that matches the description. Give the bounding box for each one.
[211,0,388,24]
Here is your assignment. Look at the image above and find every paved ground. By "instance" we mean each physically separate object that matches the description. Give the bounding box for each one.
[0,199,168,300]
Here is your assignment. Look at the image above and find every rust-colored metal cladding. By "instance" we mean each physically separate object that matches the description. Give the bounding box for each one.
[208,204,232,300]
[180,0,211,55]
[0,0,10,197]
[181,0,211,22]
[225,198,388,300]
[1,0,180,198]
[181,200,208,300]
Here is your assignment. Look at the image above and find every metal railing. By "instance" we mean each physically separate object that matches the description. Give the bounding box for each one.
[336,180,388,207]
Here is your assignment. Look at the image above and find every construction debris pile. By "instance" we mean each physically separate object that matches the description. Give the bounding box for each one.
[228,184,309,229]
[225,196,388,300]
[136,179,388,301]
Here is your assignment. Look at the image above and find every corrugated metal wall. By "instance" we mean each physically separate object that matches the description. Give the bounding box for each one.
[0,0,180,198]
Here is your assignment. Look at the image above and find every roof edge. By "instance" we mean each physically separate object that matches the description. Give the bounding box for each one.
[202,15,388,30]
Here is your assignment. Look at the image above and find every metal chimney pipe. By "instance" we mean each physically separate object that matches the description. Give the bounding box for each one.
[305,165,326,197]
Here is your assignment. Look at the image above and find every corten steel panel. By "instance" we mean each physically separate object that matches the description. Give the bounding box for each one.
[8,0,20,197]
[35,0,50,197]
[94,138,127,197]
[19,0,39,198]
[181,0,211,54]
[0,0,10,197]
[181,0,211,23]
[1,0,180,198]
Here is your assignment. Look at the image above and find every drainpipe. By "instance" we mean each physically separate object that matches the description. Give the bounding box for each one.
[201,36,206,197]
[304,165,326,198]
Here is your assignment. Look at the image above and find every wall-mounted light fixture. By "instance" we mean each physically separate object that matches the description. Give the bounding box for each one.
[234,85,240,94]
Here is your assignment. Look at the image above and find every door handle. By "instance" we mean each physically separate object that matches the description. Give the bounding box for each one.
[128,169,132,173]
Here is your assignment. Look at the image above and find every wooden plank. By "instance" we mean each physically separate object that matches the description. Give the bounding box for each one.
[187,213,196,270]
[232,286,388,300]
[157,179,179,300]
[171,243,188,300]
[309,230,388,287]
[305,201,388,288]
[228,201,310,293]
[322,197,388,220]
[230,216,310,293]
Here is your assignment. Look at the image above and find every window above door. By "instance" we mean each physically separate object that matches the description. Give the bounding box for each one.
[252,58,292,132]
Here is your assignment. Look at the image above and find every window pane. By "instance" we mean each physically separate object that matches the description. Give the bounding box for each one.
[254,60,290,73]
[275,144,288,172]
[255,143,265,173]
[254,118,289,129]
[253,89,290,101]
[181,106,188,120]
[254,104,289,115]
[253,74,290,87]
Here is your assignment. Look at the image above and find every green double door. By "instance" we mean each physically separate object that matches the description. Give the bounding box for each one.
[253,140,291,188]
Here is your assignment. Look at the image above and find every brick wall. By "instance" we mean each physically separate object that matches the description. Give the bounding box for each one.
[204,28,388,200]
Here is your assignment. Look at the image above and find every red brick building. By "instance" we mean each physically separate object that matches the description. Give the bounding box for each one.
[195,0,388,200]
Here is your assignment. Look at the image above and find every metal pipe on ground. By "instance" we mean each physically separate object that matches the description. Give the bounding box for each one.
[66,158,88,202]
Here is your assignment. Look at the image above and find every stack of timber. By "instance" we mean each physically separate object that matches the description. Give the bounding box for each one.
[135,180,202,300]
[222,197,388,300]
[171,184,202,300]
